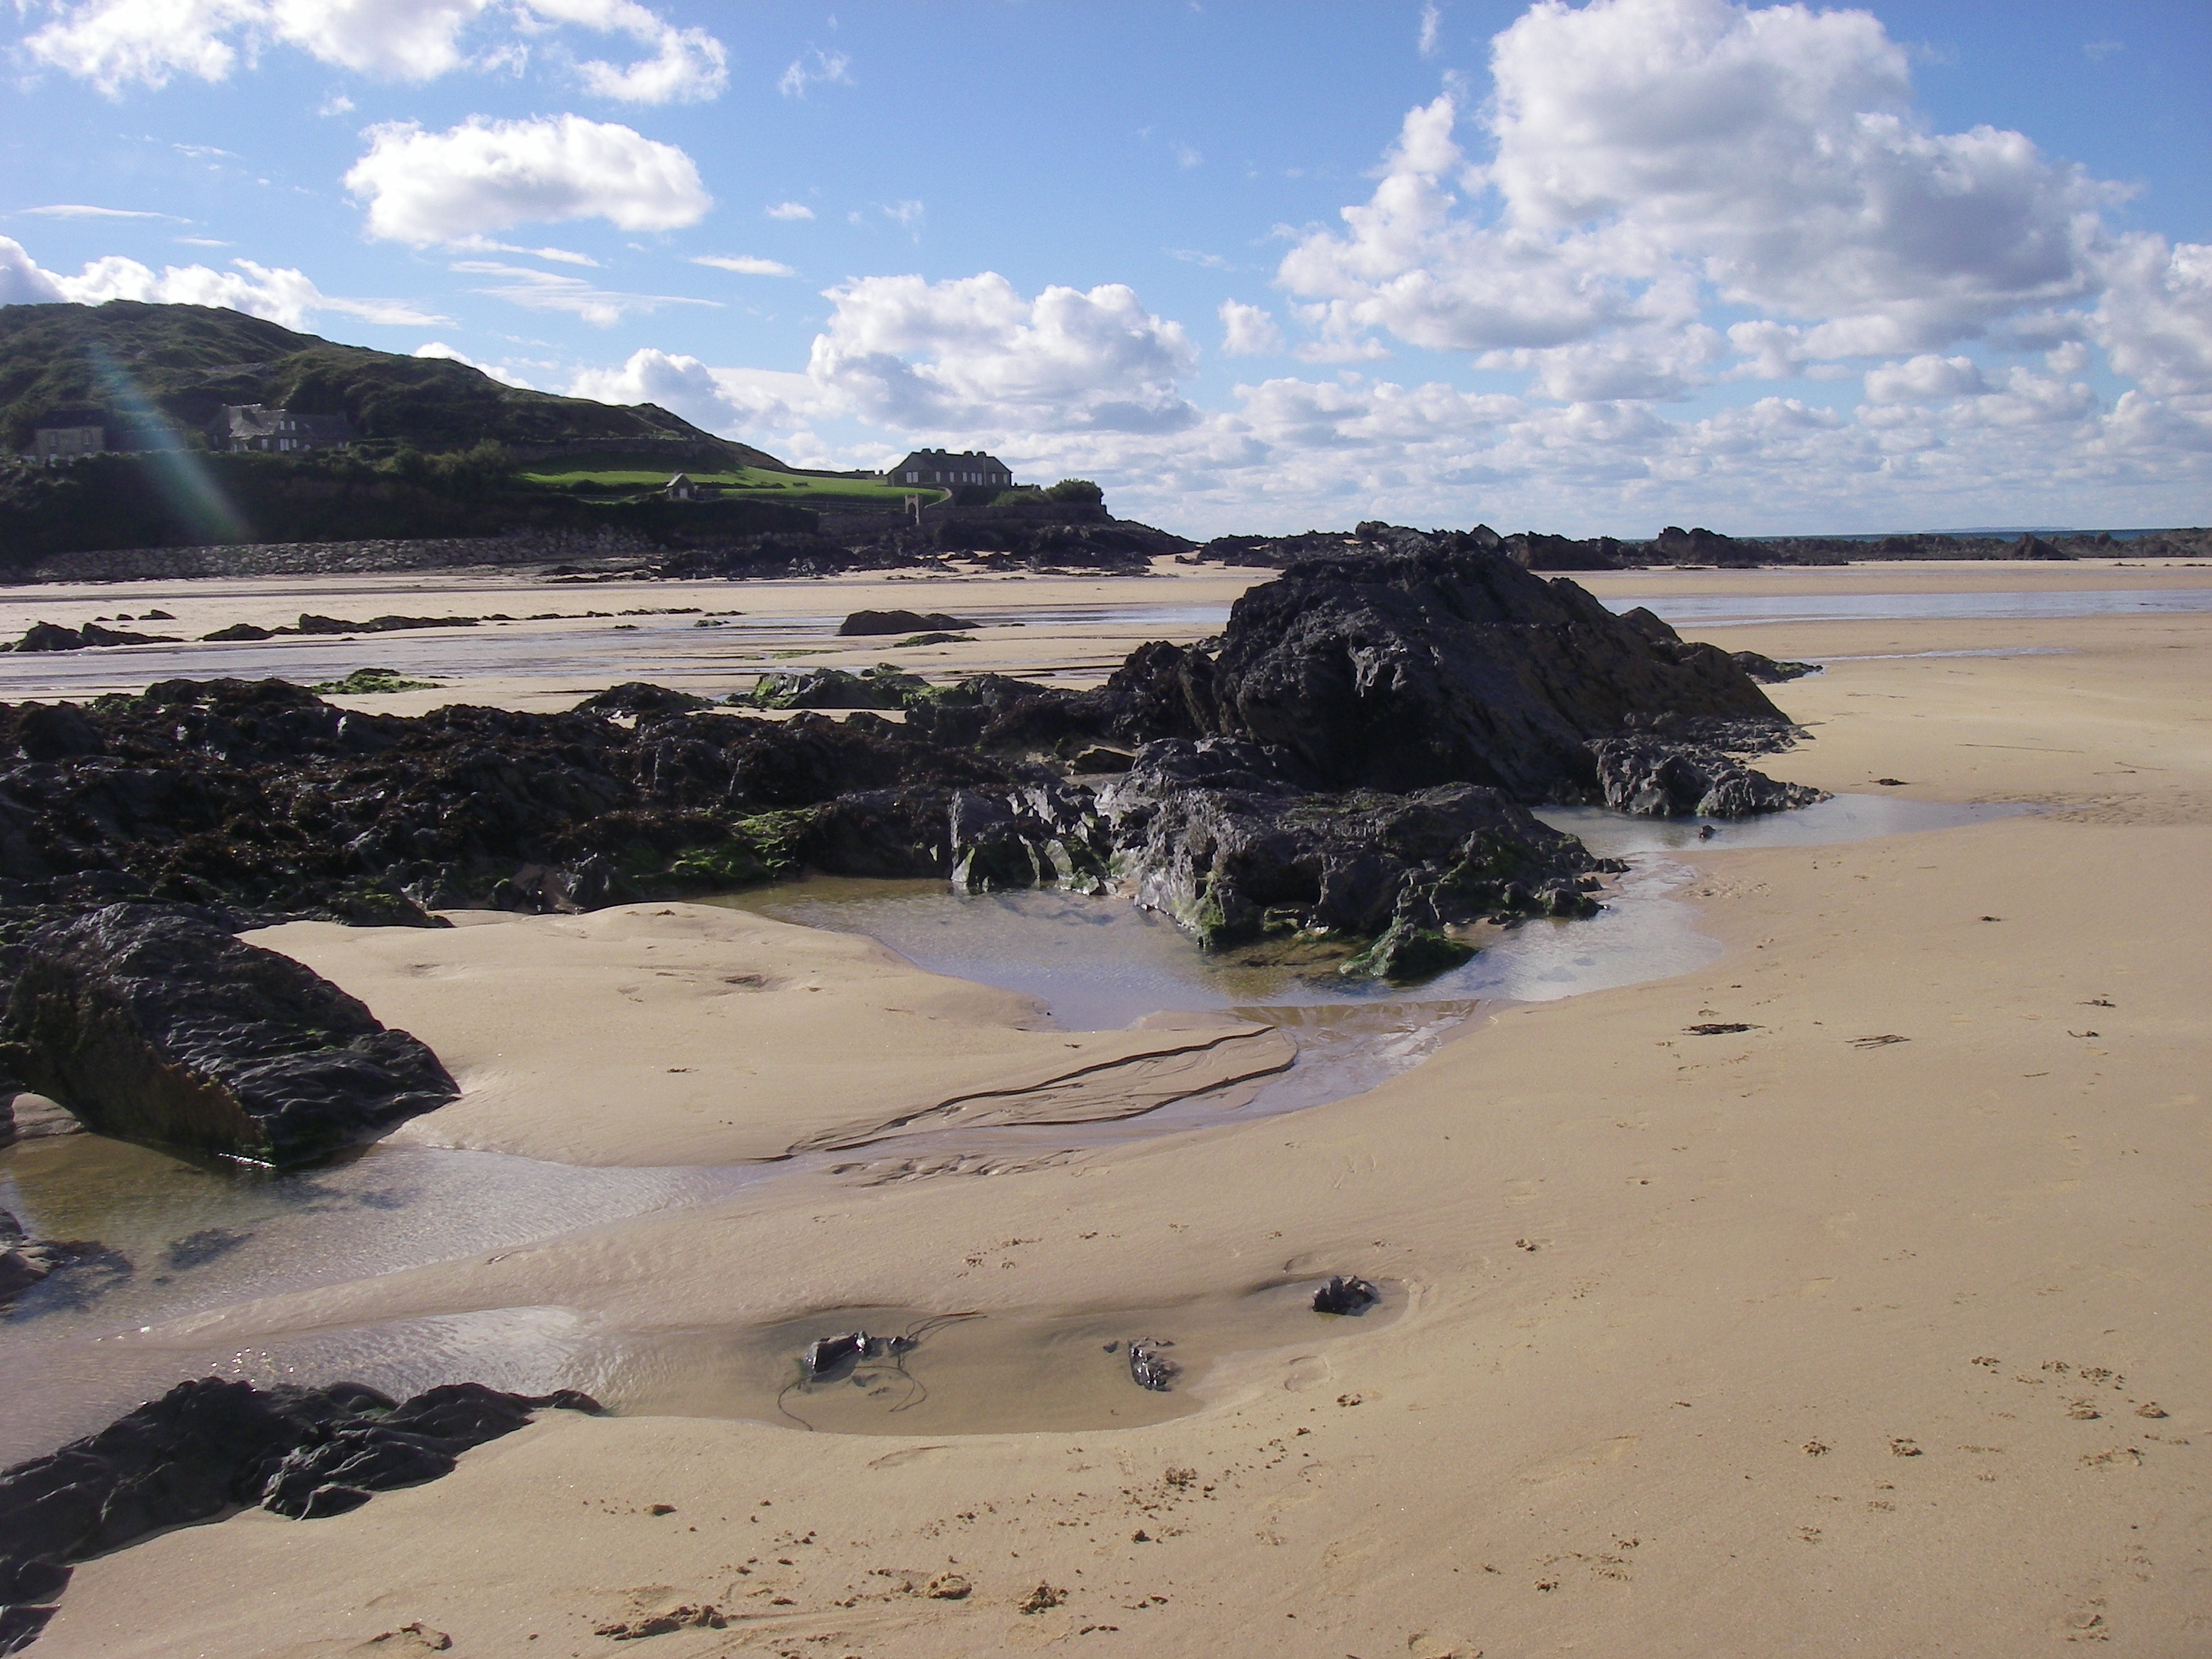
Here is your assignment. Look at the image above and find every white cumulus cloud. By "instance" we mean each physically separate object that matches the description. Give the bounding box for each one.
[2092,235,2212,398]
[345,114,710,245]
[1277,0,2118,397]
[765,201,815,222]
[567,349,830,441]
[1863,354,1986,404]
[1219,300,1283,357]
[806,271,1198,434]
[23,0,725,101]
[0,233,446,326]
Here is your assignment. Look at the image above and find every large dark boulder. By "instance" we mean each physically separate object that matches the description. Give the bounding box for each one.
[0,1377,599,1650]
[0,904,458,1165]
[1107,546,1788,799]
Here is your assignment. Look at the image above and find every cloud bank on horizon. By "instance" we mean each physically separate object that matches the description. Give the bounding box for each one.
[2,0,2207,536]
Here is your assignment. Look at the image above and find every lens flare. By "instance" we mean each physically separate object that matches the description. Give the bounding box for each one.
[88,343,253,545]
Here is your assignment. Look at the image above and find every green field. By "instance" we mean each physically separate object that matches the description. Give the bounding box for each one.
[519,458,939,506]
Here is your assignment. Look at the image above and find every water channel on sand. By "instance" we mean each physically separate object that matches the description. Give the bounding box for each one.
[0,795,2031,1452]
[0,585,2203,701]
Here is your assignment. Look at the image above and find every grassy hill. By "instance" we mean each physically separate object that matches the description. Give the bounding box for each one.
[0,300,788,469]
[520,454,937,510]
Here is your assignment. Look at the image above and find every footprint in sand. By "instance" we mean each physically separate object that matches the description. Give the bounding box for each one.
[1282,1354,1331,1392]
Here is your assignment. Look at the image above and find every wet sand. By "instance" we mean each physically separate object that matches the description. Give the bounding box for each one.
[249,906,1293,1167]
[1,554,2208,716]
[19,565,2212,1658]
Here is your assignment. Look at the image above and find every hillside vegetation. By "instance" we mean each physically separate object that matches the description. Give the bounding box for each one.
[0,300,786,467]
[0,444,821,563]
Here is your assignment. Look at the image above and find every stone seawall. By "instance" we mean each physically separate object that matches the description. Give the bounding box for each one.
[4,528,660,587]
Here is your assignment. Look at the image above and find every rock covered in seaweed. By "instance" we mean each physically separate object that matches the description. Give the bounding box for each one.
[0,904,458,1165]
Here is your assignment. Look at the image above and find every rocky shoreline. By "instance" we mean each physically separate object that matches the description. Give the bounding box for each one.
[0,544,1816,1157]
[9,510,2202,594]
[0,543,1836,1647]
[0,544,1811,926]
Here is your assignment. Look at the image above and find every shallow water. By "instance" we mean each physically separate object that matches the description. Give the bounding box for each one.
[1598,586,2212,627]
[0,794,2025,1452]
[0,598,1235,701]
[0,584,2200,699]
[587,1276,1398,1435]
[0,1134,758,1462]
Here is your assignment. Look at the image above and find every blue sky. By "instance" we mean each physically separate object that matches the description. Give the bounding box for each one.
[4,0,2208,537]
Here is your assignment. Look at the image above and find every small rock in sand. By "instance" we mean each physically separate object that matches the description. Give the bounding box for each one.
[1128,1338,1179,1391]
[1312,1275,1380,1315]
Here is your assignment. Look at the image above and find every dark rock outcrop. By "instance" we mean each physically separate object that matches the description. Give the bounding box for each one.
[946,776,1113,896]
[0,1377,599,1650]
[0,543,1826,988]
[1096,739,1600,971]
[1729,649,1819,684]
[747,666,922,711]
[570,682,711,719]
[1107,547,1789,799]
[837,608,977,637]
[5,622,181,653]
[292,613,478,635]
[0,678,1038,923]
[1591,734,1827,819]
[0,904,458,1165]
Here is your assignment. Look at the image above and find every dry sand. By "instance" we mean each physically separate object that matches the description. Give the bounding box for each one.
[24,569,2212,1658]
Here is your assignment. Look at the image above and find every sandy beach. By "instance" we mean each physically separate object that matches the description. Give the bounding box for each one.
[16,562,2210,1658]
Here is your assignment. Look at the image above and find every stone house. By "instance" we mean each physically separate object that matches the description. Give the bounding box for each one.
[210,405,356,454]
[29,417,107,464]
[881,449,1014,490]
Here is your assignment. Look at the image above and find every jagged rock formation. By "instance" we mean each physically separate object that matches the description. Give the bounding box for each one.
[1090,545,1789,799]
[0,905,458,1164]
[0,1377,600,1652]
[1591,732,1827,819]
[1096,739,1604,978]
